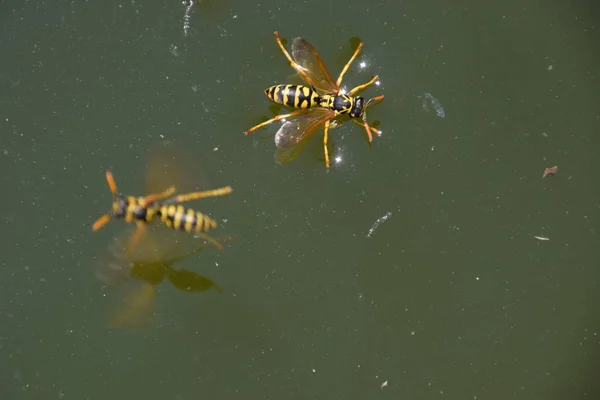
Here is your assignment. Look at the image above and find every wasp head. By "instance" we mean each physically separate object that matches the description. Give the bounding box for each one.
[349,97,365,119]
[92,170,125,231]
[111,194,129,219]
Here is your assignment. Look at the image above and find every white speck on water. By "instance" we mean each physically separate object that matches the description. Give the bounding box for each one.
[534,235,550,241]
[366,212,393,238]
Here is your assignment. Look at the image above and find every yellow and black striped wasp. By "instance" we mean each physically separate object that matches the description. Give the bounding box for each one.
[97,227,230,330]
[245,31,384,167]
[92,164,232,250]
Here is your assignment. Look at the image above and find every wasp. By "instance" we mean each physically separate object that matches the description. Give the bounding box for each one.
[92,170,232,249]
[245,31,384,167]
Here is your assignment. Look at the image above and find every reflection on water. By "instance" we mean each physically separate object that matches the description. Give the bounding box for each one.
[96,228,226,330]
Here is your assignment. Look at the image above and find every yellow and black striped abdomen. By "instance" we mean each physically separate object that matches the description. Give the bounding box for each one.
[158,205,218,234]
[264,85,319,109]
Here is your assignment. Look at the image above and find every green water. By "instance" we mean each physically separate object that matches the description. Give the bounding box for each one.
[1,0,599,399]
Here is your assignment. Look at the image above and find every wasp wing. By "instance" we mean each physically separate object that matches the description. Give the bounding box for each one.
[166,268,223,293]
[274,139,311,165]
[95,226,199,288]
[291,37,339,94]
[94,231,160,330]
[96,229,219,330]
[273,108,335,165]
[145,144,210,197]
[274,108,335,149]
[108,282,156,331]
[95,235,134,288]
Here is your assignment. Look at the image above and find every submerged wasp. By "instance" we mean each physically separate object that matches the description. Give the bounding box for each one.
[245,31,384,167]
[92,170,232,249]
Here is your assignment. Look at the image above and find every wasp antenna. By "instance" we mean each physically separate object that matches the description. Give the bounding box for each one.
[106,170,118,195]
[366,95,385,107]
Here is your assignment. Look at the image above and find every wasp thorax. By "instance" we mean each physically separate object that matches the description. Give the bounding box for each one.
[132,205,148,220]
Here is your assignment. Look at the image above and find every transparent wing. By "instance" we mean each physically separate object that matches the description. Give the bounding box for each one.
[96,227,231,330]
[95,228,164,290]
[145,144,210,196]
[95,230,160,330]
[274,139,311,165]
[108,282,157,331]
[94,242,133,289]
[291,37,339,94]
[274,108,335,149]
[95,226,195,287]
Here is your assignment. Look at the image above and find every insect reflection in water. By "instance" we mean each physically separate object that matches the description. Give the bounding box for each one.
[96,228,230,330]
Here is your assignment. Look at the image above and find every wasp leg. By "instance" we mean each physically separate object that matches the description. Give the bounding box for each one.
[323,119,331,168]
[92,214,112,231]
[348,76,379,97]
[245,109,310,135]
[363,120,374,143]
[351,119,375,142]
[351,119,382,136]
[194,232,224,251]
[163,186,233,205]
[273,31,314,85]
[142,186,177,205]
[336,42,363,88]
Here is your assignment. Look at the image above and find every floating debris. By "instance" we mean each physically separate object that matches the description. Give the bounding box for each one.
[543,165,558,178]
[533,236,550,241]
[380,380,388,390]
[420,92,446,118]
[366,212,393,238]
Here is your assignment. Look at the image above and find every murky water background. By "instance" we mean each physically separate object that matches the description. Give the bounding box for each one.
[1,0,599,398]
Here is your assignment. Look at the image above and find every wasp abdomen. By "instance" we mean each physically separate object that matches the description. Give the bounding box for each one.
[159,205,217,234]
[264,85,319,109]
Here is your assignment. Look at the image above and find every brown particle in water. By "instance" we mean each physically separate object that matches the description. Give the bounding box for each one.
[543,165,558,178]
